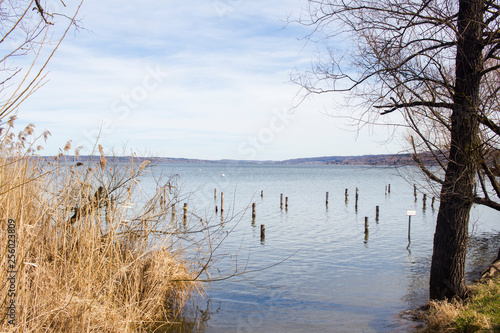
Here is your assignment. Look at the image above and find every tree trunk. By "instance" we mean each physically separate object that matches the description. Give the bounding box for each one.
[429,0,484,301]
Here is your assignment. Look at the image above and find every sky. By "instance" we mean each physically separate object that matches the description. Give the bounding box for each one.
[12,0,403,161]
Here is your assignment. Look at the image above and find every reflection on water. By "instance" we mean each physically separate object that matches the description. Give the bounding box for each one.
[142,163,500,333]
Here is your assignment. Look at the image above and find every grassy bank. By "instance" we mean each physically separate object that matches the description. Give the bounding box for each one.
[419,278,500,332]
[0,124,203,332]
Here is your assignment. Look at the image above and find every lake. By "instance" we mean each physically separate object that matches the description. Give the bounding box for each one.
[145,163,500,332]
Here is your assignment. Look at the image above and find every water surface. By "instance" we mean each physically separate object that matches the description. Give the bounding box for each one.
[147,163,500,332]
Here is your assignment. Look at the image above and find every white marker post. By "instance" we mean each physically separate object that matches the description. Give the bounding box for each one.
[407,210,417,241]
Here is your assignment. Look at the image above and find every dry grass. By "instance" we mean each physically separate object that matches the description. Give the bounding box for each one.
[418,279,500,332]
[0,123,203,332]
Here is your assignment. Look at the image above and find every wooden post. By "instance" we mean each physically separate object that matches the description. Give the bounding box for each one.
[260,224,265,241]
[221,192,224,214]
[183,203,188,221]
[414,184,417,201]
[364,217,369,234]
[280,193,283,209]
[376,206,379,222]
[388,184,391,194]
[252,203,256,219]
[171,204,176,220]
[408,215,412,241]
[355,188,359,211]
[261,190,264,198]
[423,194,427,210]
[345,189,349,202]
[214,188,217,199]
[432,197,435,208]
[326,191,329,206]
[285,197,289,210]
[385,185,388,196]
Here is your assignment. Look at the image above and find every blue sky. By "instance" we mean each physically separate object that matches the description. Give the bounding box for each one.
[14,0,402,160]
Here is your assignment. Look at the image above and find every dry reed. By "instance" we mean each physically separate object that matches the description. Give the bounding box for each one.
[0,125,202,332]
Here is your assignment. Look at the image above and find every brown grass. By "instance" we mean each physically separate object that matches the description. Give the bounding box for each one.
[418,279,500,332]
[0,124,202,332]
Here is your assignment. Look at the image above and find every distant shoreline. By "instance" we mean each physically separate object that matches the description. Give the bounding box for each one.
[44,153,417,166]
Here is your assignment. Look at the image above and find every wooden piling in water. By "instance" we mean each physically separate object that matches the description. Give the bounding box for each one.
[365,217,369,234]
[183,203,188,221]
[326,191,329,206]
[260,224,265,241]
[414,184,417,201]
[252,203,256,219]
[172,204,176,219]
[345,189,349,202]
[214,188,217,200]
[221,192,224,214]
[376,206,379,222]
[285,197,289,210]
[432,197,435,208]
[408,215,412,241]
[280,193,283,209]
[423,194,427,210]
[355,188,359,211]
[261,190,264,198]
[388,184,391,194]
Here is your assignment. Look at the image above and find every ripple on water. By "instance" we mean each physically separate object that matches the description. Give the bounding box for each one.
[145,163,499,332]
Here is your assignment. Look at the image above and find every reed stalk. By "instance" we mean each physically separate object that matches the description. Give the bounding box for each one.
[0,125,203,332]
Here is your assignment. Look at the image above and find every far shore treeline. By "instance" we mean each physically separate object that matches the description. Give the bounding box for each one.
[45,152,427,166]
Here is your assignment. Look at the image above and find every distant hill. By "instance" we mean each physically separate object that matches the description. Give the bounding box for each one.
[45,153,417,166]
[280,154,415,165]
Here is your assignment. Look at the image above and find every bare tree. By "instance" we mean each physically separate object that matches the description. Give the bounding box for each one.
[0,0,84,122]
[293,0,500,300]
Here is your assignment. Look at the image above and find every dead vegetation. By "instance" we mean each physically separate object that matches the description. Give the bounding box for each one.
[416,278,500,332]
[0,121,210,332]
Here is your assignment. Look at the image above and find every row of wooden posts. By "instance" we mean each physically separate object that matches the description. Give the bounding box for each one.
[178,184,435,240]
[173,189,228,221]
[414,184,436,209]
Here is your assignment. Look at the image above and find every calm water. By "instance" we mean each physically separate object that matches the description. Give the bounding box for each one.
[145,163,500,333]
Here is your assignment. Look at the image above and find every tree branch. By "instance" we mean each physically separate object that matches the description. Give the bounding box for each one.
[34,0,52,25]
[473,196,500,211]
[376,100,454,115]
[477,114,500,137]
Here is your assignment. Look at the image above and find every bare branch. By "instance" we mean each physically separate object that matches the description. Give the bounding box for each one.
[377,100,454,115]
[473,196,500,211]
[34,0,52,25]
